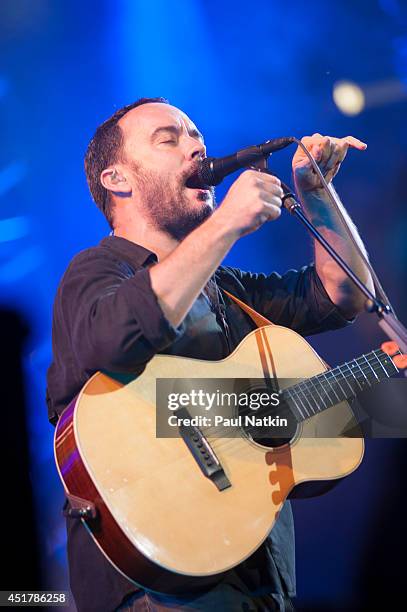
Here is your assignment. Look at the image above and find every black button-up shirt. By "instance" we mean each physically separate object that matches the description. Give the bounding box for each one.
[47,235,352,612]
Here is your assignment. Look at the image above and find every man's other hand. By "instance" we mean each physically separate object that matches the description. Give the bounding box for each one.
[215,169,284,238]
[293,134,367,193]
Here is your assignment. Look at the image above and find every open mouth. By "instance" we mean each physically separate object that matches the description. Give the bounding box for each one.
[184,168,208,190]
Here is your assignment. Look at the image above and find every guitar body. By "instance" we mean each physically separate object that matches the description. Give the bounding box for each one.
[55,325,364,594]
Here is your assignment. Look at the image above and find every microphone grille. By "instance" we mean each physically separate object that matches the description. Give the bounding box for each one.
[198,157,221,187]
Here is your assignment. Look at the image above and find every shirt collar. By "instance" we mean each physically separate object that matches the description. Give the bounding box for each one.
[99,235,158,267]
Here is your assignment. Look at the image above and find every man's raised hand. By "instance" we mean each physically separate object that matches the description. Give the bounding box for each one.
[293,133,367,193]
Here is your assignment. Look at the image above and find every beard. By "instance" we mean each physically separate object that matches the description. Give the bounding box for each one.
[133,165,216,241]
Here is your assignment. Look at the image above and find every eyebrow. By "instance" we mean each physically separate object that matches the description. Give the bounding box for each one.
[150,125,204,142]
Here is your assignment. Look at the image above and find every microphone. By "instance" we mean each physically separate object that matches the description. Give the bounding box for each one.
[193,137,296,187]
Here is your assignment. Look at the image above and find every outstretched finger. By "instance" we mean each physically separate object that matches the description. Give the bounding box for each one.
[339,135,367,150]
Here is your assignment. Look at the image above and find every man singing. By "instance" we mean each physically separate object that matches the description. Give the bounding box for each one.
[47,97,373,611]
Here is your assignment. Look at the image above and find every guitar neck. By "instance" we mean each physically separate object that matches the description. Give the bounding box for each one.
[283,349,400,422]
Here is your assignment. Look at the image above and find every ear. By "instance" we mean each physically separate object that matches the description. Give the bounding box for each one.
[100,167,132,197]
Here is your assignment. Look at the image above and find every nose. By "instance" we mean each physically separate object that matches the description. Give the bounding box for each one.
[186,137,206,162]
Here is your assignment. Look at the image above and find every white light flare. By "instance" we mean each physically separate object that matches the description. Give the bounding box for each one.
[333,80,365,116]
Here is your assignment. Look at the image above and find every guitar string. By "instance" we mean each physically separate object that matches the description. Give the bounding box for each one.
[201,350,395,427]
[186,350,399,445]
[212,360,396,448]
[188,356,396,448]
[284,349,398,421]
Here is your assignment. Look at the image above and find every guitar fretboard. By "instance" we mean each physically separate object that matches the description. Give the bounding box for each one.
[283,349,399,422]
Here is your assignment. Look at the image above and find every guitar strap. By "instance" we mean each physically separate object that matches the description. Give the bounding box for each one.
[221,289,336,373]
[222,289,333,371]
[221,289,274,328]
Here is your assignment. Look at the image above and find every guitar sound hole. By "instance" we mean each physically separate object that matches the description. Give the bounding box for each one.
[238,384,298,448]
[249,434,293,449]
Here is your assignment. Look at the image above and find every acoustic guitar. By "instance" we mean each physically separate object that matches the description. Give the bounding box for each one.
[54,324,403,594]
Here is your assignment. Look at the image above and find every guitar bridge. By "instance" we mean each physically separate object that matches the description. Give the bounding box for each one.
[175,408,231,492]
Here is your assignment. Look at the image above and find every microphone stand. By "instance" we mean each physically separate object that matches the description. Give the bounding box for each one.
[251,156,407,355]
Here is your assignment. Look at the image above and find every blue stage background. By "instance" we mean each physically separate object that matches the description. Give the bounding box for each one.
[1,1,406,609]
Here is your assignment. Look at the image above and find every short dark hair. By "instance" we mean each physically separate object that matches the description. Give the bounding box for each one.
[84,97,169,228]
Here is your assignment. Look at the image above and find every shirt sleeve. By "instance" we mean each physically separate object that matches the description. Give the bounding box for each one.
[218,263,354,336]
[54,249,183,373]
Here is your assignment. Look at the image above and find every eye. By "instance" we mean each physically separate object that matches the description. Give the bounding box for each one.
[160,138,176,145]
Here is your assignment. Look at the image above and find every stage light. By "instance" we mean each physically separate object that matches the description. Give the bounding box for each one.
[333,81,365,116]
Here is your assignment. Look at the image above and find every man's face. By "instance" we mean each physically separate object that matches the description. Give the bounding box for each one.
[118,103,215,240]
